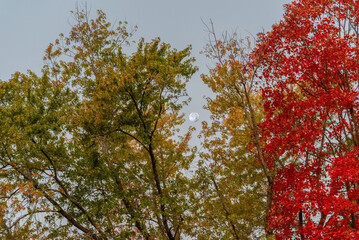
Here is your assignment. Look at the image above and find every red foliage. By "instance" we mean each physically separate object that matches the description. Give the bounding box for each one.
[256,0,359,238]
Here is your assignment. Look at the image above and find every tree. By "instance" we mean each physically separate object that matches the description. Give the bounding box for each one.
[0,9,197,239]
[256,0,359,238]
[193,22,274,239]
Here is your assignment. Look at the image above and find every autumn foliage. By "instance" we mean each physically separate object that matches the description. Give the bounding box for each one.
[2,1,359,239]
[0,9,197,240]
[255,0,359,239]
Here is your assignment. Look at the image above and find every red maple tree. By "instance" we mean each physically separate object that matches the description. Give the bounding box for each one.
[256,0,359,239]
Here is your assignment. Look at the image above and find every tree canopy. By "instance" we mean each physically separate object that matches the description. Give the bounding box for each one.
[0,9,197,240]
[2,1,359,239]
[256,0,359,238]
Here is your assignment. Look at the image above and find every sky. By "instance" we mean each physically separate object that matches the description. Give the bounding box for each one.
[0,0,286,147]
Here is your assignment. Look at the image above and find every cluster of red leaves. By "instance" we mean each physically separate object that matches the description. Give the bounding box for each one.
[256,0,359,238]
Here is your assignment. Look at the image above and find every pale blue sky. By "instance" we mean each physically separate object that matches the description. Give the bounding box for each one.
[0,0,286,144]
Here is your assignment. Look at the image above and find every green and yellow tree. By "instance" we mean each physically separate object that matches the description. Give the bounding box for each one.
[0,9,197,240]
[193,24,275,239]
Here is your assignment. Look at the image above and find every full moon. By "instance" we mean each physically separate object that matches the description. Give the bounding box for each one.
[189,112,199,122]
